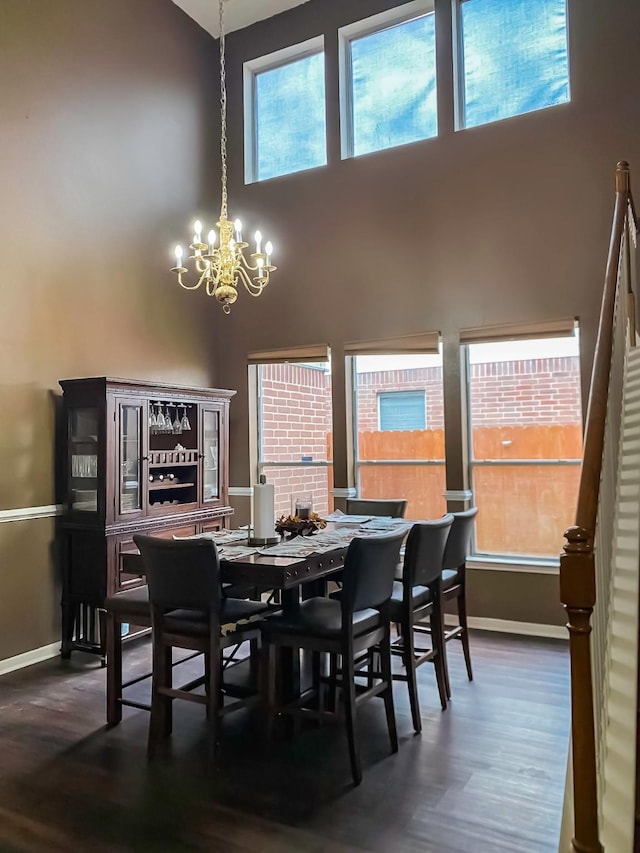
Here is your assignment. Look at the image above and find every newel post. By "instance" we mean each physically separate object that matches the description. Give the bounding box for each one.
[560,526,603,853]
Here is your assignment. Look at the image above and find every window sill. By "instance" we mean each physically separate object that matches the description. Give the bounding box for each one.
[467,554,560,575]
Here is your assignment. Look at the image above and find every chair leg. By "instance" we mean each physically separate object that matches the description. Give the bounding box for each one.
[98,608,107,667]
[106,611,122,726]
[366,648,375,689]
[380,629,399,753]
[441,599,452,700]
[401,618,421,733]
[327,653,338,713]
[60,601,76,660]
[458,590,473,681]
[249,637,260,691]
[342,652,362,786]
[262,641,277,741]
[205,636,221,760]
[430,608,448,712]
[148,641,172,757]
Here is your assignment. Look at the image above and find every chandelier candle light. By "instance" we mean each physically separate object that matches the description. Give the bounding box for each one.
[171,0,276,314]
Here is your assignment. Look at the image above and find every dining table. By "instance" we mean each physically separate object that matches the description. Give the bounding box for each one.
[106,516,410,724]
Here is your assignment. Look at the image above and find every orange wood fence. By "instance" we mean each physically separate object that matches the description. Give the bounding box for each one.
[351,425,582,556]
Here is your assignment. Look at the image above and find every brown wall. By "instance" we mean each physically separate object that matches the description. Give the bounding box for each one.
[3,0,638,660]
[0,0,221,662]
[212,0,640,627]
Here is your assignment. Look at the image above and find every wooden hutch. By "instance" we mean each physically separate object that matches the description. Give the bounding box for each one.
[58,377,235,661]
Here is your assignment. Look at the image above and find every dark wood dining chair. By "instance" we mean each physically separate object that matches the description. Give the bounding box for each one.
[134,535,270,758]
[260,528,406,785]
[388,516,453,732]
[438,507,478,693]
[346,498,407,517]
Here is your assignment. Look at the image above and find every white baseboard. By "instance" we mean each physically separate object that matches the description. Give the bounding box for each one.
[445,614,567,640]
[0,642,60,677]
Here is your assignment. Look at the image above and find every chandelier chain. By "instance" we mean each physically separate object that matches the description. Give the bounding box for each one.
[219,0,228,219]
[170,0,276,312]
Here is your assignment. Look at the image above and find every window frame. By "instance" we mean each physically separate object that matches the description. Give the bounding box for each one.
[453,0,571,132]
[248,348,333,516]
[338,0,435,161]
[243,35,327,184]
[464,331,582,561]
[349,349,446,515]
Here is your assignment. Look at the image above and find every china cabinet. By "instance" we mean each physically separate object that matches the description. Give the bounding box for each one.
[58,377,235,661]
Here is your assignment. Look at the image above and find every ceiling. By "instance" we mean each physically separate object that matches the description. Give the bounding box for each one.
[171,0,311,37]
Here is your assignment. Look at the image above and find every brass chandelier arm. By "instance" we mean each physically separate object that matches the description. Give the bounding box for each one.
[177,267,211,291]
[238,251,265,273]
[236,265,267,296]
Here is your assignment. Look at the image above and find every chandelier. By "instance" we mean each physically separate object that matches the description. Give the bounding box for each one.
[171,0,276,314]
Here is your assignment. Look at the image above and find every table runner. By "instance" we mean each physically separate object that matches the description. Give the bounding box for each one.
[174,519,411,561]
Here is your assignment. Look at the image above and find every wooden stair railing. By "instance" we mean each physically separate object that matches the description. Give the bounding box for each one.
[560,161,639,853]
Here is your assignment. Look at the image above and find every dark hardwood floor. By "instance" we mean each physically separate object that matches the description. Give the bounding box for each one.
[0,631,569,852]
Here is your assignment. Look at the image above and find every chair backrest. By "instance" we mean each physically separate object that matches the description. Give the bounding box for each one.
[345,498,407,518]
[133,535,221,611]
[403,516,454,589]
[442,508,478,570]
[341,528,406,614]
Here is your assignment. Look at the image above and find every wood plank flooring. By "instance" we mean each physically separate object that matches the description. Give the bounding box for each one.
[0,631,570,852]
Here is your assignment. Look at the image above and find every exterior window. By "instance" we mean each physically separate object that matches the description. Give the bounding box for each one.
[379,391,426,431]
[353,352,445,520]
[244,38,327,183]
[457,0,570,129]
[467,334,582,558]
[255,361,333,517]
[339,0,437,159]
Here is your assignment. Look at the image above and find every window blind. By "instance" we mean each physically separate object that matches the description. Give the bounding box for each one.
[344,331,440,355]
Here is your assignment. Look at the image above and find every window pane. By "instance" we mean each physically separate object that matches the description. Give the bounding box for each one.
[359,464,446,521]
[460,0,569,129]
[257,362,333,514]
[256,53,327,180]
[473,463,580,557]
[350,14,437,157]
[379,390,426,431]
[355,352,446,519]
[468,335,583,557]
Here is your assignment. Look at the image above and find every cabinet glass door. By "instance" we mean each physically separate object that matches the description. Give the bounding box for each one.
[119,401,144,515]
[202,407,220,503]
[69,407,99,512]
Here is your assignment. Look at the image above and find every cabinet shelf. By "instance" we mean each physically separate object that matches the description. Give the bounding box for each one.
[148,482,195,491]
[148,460,198,469]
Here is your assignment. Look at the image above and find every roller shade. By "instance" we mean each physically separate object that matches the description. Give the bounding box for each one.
[248,344,330,364]
[344,331,440,356]
[459,318,577,345]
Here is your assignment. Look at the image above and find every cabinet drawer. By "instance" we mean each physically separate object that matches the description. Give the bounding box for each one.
[152,524,198,540]
[199,520,224,535]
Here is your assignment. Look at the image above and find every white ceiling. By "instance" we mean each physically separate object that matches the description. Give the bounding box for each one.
[172,0,311,37]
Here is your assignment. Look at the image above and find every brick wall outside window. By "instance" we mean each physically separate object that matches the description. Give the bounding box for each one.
[356,367,444,430]
[469,356,581,428]
[258,363,332,516]
[353,358,581,434]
